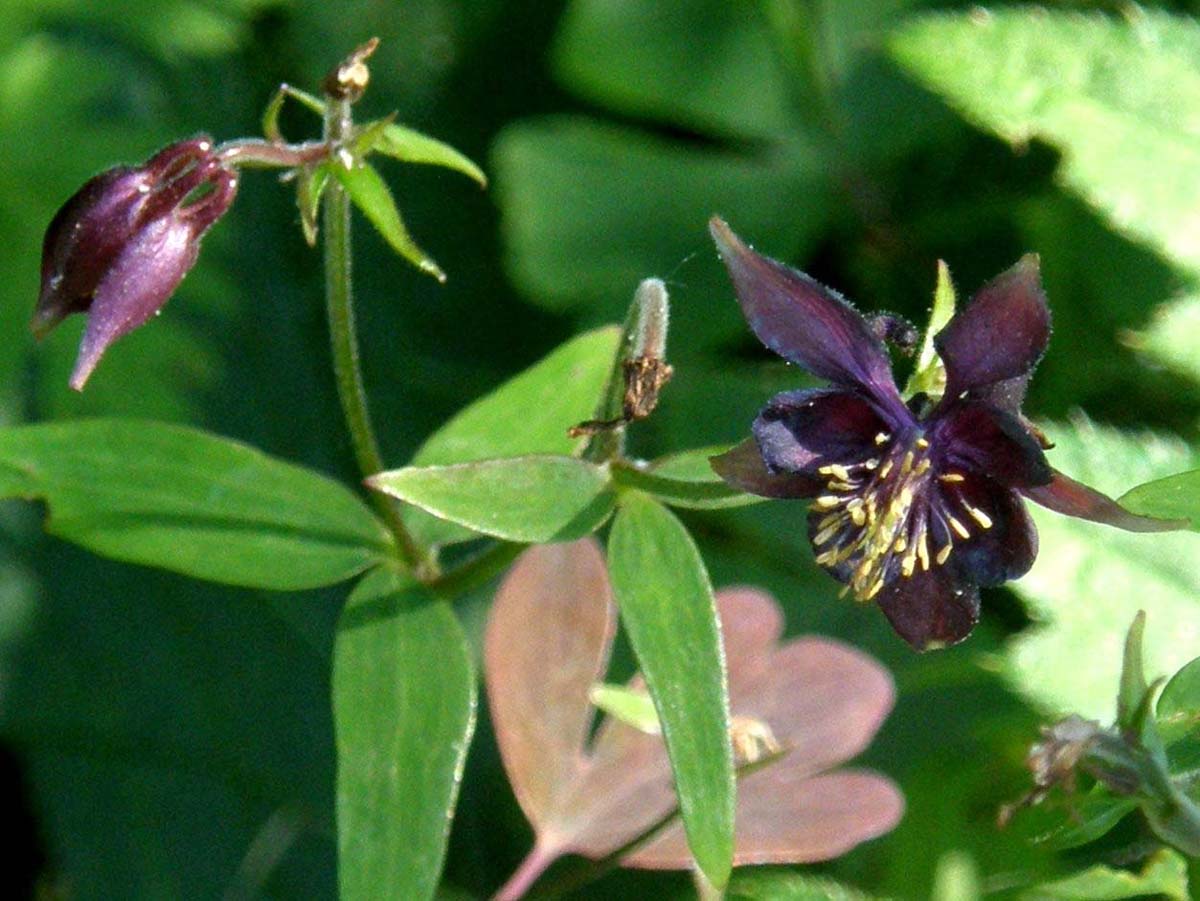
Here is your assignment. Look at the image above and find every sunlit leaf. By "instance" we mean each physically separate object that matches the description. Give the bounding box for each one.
[1119,469,1200,531]
[611,458,757,510]
[1017,848,1189,901]
[728,869,881,900]
[891,9,1200,275]
[334,568,475,901]
[369,456,615,543]
[1007,418,1200,717]
[0,419,392,589]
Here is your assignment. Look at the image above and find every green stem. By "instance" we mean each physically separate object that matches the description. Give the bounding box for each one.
[322,96,436,578]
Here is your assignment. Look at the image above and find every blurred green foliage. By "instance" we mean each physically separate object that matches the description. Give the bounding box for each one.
[1,0,1199,898]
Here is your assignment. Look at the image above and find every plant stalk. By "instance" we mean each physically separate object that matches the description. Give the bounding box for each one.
[322,95,435,577]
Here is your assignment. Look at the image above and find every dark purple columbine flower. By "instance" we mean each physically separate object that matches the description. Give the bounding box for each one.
[34,136,238,390]
[709,218,1183,651]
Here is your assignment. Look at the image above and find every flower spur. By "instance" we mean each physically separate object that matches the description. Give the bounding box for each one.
[709,217,1183,651]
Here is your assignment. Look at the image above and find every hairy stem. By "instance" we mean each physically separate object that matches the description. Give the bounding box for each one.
[322,96,435,577]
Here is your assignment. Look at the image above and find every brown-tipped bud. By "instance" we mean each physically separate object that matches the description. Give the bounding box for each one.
[34,136,238,389]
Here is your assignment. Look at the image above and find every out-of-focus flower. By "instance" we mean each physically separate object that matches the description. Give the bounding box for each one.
[709,218,1183,651]
[486,539,901,900]
[34,136,237,389]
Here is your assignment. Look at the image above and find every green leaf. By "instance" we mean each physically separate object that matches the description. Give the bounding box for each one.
[330,161,445,282]
[552,0,794,140]
[588,682,661,734]
[1119,469,1200,531]
[1117,611,1150,737]
[493,115,829,314]
[370,456,615,543]
[1126,293,1200,385]
[406,328,621,548]
[1017,848,1189,901]
[607,493,734,887]
[891,9,1200,275]
[297,162,331,247]
[0,420,392,590]
[728,869,881,900]
[931,850,981,901]
[334,568,476,901]
[1045,792,1139,850]
[1005,418,1200,717]
[1158,656,1200,738]
[376,123,487,187]
[611,458,757,509]
[904,259,956,401]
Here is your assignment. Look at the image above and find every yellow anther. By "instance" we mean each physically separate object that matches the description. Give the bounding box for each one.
[875,431,890,445]
[916,437,930,449]
[878,459,894,479]
[819,463,851,481]
[815,549,839,566]
[936,543,952,565]
[900,554,916,577]
[898,486,914,508]
[966,504,993,529]
[850,505,867,526]
[815,495,842,509]
[948,515,970,540]
[864,458,880,470]
[939,472,965,483]
[916,532,930,571]
[813,522,841,546]
[828,479,855,492]
[900,451,915,475]
[915,458,932,475]
[865,577,886,600]
[893,536,908,553]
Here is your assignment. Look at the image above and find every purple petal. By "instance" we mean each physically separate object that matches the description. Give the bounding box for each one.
[875,565,980,651]
[731,638,894,774]
[710,218,903,409]
[710,439,820,499]
[69,217,199,390]
[485,539,617,838]
[754,388,892,475]
[934,255,1050,397]
[933,401,1051,489]
[1022,469,1188,532]
[941,480,1038,587]
[623,766,903,868]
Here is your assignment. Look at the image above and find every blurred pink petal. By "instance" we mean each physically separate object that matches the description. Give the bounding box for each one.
[625,766,904,867]
[485,538,616,834]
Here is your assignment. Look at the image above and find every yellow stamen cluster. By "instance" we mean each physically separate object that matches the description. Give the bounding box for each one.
[810,434,995,602]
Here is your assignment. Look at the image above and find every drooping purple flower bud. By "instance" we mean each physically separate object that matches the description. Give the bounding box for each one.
[34,136,238,389]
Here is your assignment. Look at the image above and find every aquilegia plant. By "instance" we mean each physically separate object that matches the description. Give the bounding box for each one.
[709,218,1185,650]
[12,33,1200,901]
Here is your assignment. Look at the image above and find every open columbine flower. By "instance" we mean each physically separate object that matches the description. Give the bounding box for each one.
[33,136,238,390]
[709,218,1183,651]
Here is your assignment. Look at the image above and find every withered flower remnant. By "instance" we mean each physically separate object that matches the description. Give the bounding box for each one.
[709,218,1183,651]
[34,136,237,390]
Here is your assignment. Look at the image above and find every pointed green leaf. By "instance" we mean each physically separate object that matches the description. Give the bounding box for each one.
[261,84,287,142]
[1119,469,1200,531]
[377,123,487,187]
[334,568,476,901]
[331,161,445,281]
[611,458,757,509]
[607,493,734,887]
[728,870,881,900]
[904,260,957,401]
[0,420,392,589]
[351,115,399,159]
[1117,612,1149,737]
[406,328,621,547]
[370,456,615,543]
[588,683,661,735]
[1018,848,1189,900]
[297,162,331,247]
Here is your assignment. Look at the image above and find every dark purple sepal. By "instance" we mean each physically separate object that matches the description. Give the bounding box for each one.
[710,439,820,499]
[935,254,1050,398]
[949,480,1038,587]
[34,166,153,337]
[875,565,980,652]
[1022,470,1188,533]
[933,402,1051,489]
[754,388,889,476]
[709,218,902,410]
